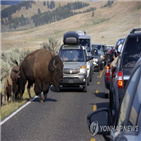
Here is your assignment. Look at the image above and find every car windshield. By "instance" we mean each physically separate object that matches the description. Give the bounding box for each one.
[92,45,103,51]
[122,36,141,68]
[92,49,98,55]
[59,49,84,62]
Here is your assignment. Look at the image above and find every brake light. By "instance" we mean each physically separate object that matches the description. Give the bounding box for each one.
[106,65,110,81]
[117,71,124,88]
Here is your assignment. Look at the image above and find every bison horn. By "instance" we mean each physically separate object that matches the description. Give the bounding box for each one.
[53,60,57,68]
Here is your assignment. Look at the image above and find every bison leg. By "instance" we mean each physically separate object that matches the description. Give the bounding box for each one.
[27,82,32,101]
[34,83,43,103]
[43,90,49,102]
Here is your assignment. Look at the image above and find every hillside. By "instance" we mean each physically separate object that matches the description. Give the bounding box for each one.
[1,0,141,51]
[1,0,22,5]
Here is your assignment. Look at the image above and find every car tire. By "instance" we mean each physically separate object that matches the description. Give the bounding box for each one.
[83,79,87,92]
[101,63,104,70]
[105,93,109,98]
[87,76,90,86]
[90,70,92,82]
[98,64,100,72]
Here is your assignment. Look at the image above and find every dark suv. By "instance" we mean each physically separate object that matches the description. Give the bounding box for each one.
[110,28,141,115]
[87,57,141,141]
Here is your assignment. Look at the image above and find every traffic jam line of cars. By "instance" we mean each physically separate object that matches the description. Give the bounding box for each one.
[87,28,141,141]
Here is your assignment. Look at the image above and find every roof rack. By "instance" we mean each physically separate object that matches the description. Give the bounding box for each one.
[130,28,141,34]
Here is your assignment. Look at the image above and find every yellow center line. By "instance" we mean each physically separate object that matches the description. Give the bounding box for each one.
[96,90,98,94]
[100,69,105,78]
[93,105,97,111]
[97,76,100,78]
[91,138,96,141]
[97,82,100,84]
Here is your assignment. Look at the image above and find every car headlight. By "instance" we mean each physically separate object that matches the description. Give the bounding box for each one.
[80,65,86,74]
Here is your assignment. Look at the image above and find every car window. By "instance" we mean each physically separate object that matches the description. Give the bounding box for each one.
[117,67,140,129]
[97,45,102,51]
[87,46,90,52]
[122,36,141,68]
[79,39,90,47]
[128,76,141,126]
[92,45,98,49]
[92,49,98,55]
[59,49,84,62]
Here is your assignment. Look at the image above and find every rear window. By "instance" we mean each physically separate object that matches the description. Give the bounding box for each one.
[92,49,98,55]
[122,36,141,68]
[59,49,84,62]
[79,39,90,47]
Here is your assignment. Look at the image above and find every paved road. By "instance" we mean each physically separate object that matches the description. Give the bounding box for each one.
[1,70,109,141]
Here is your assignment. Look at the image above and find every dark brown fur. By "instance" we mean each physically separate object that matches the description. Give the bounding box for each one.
[10,63,21,100]
[19,49,63,102]
[4,77,13,102]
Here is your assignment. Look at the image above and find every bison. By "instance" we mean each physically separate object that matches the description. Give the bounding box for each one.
[4,77,13,102]
[0,92,2,115]
[10,62,21,100]
[19,49,63,102]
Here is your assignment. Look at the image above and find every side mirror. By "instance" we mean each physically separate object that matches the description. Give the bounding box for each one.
[115,136,128,141]
[87,108,112,136]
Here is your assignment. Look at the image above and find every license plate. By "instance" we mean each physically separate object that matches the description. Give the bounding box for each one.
[68,79,73,83]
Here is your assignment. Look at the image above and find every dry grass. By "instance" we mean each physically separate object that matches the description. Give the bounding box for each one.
[1,87,35,120]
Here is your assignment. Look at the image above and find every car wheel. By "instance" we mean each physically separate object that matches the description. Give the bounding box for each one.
[98,64,100,72]
[101,63,104,70]
[105,93,109,98]
[90,70,92,82]
[87,76,90,86]
[83,79,87,92]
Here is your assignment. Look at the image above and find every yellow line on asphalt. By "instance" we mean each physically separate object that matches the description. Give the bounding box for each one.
[97,76,100,78]
[96,90,98,94]
[91,138,95,141]
[97,82,100,84]
[100,69,105,78]
[93,105,97,111]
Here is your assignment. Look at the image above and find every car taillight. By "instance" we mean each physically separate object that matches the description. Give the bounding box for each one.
[117,71,124,88]
[106,65,110,81]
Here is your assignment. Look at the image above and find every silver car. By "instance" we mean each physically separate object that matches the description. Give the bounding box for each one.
[59,44,92,92]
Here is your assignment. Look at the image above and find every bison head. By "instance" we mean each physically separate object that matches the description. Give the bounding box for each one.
[48,55,63,90]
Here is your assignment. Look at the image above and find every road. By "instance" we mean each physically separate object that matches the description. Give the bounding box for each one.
[1,70,109,141]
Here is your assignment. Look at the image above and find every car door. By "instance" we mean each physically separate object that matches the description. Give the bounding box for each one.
[112,66,141,141]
